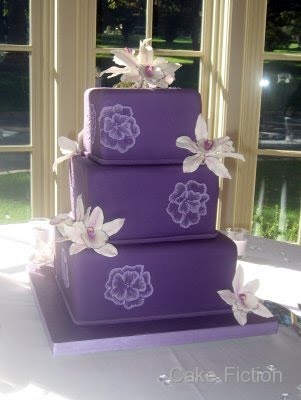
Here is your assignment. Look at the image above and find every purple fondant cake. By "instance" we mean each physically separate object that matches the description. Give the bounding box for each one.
[53,88,238,326]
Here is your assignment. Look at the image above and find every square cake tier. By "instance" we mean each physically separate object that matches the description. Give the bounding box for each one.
[54,232,237,325]
[70,155,219,242]
[83,88,201,164]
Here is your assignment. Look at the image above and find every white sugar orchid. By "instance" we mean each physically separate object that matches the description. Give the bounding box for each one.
[53,130,84,173]
[176,114,245,179]
[50,194,89,241]
[217,265,273,326]
[99,38,181,88]
[52,194,125,257]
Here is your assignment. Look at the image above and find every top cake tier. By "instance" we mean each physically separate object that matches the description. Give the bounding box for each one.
[83,88,201,165]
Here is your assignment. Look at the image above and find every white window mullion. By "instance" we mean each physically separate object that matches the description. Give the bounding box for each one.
[31,0,55,217]
[231,0,267,230]
[54,0,96,213]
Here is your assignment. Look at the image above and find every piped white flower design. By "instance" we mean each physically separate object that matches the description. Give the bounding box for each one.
[53,131,84,173]
[176,114,245,179]
[217,265,273,325]
[99,38,181,88]
[51,195,125,257]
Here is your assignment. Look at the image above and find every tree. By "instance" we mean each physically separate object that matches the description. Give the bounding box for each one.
[265,0,301,51]
[98,0,144,46]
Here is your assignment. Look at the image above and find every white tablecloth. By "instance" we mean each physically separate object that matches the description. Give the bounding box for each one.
[0,224,300,400]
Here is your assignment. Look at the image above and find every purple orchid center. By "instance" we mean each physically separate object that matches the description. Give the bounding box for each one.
[144,65,153,77]
[87,226,95,239]
[204,139,214,151]
[239,293,246,302]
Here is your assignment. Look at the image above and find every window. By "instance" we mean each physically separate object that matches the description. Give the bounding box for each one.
[0,0,31,224]
[226,0,301,246]
[0,0,54,224]
[253,1,301,243]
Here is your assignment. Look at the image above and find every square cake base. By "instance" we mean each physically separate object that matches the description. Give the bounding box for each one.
[29,265,278,356]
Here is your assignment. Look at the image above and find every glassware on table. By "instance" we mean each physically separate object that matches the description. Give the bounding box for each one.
[225,228,248,259]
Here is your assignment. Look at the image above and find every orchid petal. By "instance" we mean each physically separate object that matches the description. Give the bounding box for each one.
[221,152,245,161]
[252,303,274,319]
[102,218,125,237]
[75,194,85,221]
[241,293,260,310]
[183,154,203,173]
[195,114,208,141]
[233,309,248,325]
[205,157,231,179]
[217,289,236,306]
[100,66,128,78]
[50,213,70,225]
[176,136,200,153]
[111,49,138,69]
[87,206,104,230]
[83,206,91,225]
[63,223,84,244]
[58,136,78,154]
[232,265,244,296]
[69,242,86,255]
[137,40,153,65]
[81,230,108,249]
[242,279,260,295]
[152,57,168,66]
[94,243,118,257]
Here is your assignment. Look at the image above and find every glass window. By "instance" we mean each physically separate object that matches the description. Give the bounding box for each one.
[259,61,301,151]
[0,51,30,145]
[0,152,31,224]
[0,0,30,45]
[168,56,200,90]
[265,1,301,52]
[96,0,146,48]
[252,156,300,243]
[153,0,203,50]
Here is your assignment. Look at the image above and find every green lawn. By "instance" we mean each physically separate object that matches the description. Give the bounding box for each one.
[0,171,31,224]
[252,157,300,242]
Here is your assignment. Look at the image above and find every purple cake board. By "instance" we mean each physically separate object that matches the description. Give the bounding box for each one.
[29,265,278,357]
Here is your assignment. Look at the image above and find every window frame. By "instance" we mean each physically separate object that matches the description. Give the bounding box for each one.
[229,0,301,245]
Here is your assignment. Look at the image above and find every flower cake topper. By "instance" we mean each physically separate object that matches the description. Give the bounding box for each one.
[50,194,125,257]
[217,265,273,325]
[99,38,181,88]
[176,114,245,179]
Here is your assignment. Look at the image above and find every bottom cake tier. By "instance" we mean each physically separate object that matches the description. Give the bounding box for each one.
[54,232,237,326]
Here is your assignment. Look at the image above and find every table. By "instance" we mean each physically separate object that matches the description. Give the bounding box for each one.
[0,224,300,400]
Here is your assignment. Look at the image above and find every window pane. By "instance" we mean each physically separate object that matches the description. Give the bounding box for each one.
[0,152,31,224]
[168,56,200,89]
[153,0,202,51]
[265,1,301,52]
[96,0,146,48]
[0,51,30,145]
[252,156,300,243]
[0,0,30,45]
[96,54,200,90]
[259,61,301,151]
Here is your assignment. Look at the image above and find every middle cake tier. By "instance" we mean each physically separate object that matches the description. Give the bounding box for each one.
[70,155,219,242]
